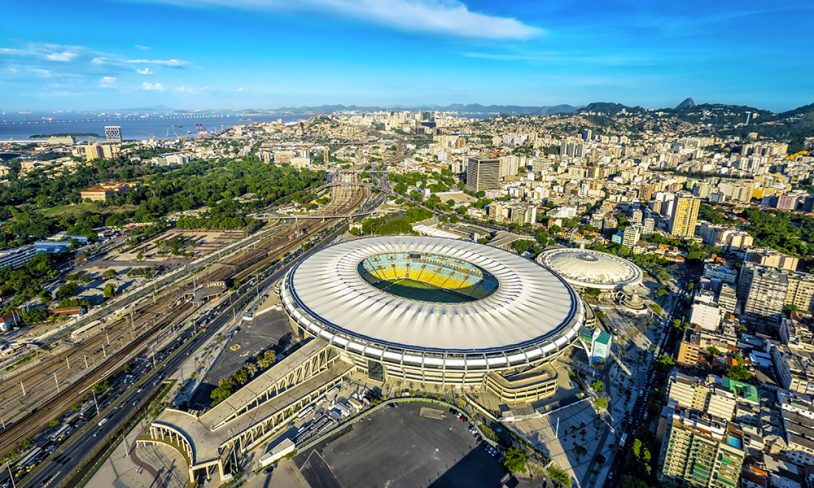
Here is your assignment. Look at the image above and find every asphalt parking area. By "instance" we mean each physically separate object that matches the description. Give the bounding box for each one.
[188,310,293,409]
[295,402,508,488]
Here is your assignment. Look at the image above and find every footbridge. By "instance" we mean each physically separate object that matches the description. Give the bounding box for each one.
[137,338,353,483]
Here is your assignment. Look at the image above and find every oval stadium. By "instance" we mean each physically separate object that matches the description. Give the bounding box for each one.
[536,247,643,291]
[281,236,585,389]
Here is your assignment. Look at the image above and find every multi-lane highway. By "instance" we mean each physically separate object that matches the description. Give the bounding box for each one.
[4,180,372,488]
[0,181,369,460]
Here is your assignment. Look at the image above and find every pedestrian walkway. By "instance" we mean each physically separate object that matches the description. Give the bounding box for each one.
[88,418,189,488]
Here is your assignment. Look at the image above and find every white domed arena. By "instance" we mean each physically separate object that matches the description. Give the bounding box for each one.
[536,248,643,291]
[281,236,585,387]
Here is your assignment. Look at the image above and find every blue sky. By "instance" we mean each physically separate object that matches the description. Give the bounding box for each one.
[1,0,812,111]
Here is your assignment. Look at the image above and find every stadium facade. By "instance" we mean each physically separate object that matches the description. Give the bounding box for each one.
[141,236,590,483]
[536,248,643,291]
[281,236,585,388]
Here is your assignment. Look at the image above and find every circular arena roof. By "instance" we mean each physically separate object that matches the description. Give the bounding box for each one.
[536,248,643,290]
[281,236,583,364]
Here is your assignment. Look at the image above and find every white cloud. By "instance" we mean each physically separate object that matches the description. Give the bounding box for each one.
[141,81,165,91]
[237,87,244,92]
[135,44,151,51]
[176,86,194,93]
[91,57,107,65]
[128,58,189,67]
[100,76,117,88]
[45,50,79,62]
[136,68,154,75]
[144,0,541,40]
[31,68,53,78]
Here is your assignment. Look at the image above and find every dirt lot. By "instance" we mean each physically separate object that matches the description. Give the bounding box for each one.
[112,229,245,263]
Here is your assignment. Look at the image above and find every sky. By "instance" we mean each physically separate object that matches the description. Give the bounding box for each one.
[1,0,813,112]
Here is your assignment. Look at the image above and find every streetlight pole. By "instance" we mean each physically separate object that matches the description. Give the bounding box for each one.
[92,390,100,416]
[6,461,16,488]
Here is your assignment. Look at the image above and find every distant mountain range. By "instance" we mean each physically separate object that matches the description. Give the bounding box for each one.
[261,103,581,115]
[4,99,811,150]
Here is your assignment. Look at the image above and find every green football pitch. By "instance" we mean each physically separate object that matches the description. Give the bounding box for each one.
[370,278,474,303]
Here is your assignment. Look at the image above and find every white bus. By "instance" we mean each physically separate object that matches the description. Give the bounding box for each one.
[15,447,42,472]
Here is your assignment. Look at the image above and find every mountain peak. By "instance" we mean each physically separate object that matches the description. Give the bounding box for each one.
[676,98,696,109]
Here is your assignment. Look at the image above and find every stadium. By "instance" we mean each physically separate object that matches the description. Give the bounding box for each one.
[281,236,585,389]
[536,248,643,291]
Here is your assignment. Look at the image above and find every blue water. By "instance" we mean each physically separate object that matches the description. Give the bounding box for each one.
[0,113,310,141]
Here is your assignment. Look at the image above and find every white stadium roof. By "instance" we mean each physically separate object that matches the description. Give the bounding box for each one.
[283,236,582,355]
[536,248,643,290]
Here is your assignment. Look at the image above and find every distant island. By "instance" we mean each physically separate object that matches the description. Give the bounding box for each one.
[29,133,99,139]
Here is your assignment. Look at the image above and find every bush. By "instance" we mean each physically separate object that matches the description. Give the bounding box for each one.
[503,447,527,473]
[547,464,572,488]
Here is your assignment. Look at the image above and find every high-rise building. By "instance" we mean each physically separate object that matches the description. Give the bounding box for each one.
[669,193,701,238]
[717,284,738,315]
[745,248,799,272]
[104,125,122,143]
[465,157,500,193]
[622,225,642,248]
[738,263,788,327]
[642,217,655,234]
[661,411,745,488]
[786,272,814,314]
[84,143,120,161]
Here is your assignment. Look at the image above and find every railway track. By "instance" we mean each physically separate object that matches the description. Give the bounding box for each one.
[0,292,181,415]
[0,301,194,456]
[0,184,369,458]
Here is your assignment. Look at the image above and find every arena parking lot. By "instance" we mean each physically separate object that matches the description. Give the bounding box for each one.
[294,402,508,488]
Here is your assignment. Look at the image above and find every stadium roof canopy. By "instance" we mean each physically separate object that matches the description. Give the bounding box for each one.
[536,248,643,290]
[285,236,582,353]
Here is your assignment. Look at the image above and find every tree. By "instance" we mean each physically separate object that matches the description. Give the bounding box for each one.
[547,464,572,488]
[655,354,674,373]
[233,368,249,385]
[583,287,601,299]
[48,419,59,427]
[103,282,116,299]
[20,307,49,325]
[102,269,118,279]
[210,386,231,405]
[502,447,527,473]
[55,282,79,300]
[593,397,609,411]
[620,475,650,488]
[784,304,800,315]
[726,364,752,382]
[257,350,276,369]
[591,380,605,393]
[92,379,110,395]
[706,346,721,357]
[513,240,534,254]
[632,438,652,475]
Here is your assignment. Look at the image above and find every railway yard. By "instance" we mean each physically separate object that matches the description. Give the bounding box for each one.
[0,178,371,470]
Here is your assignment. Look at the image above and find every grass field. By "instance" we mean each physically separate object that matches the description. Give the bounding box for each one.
[40,202,137,218]
[389,278,440,290]
[371,278,474,303]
